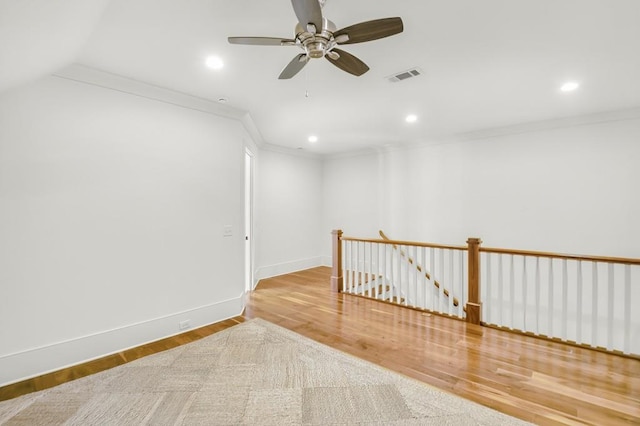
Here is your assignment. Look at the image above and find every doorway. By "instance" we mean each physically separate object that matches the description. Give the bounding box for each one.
[244,148,254,292]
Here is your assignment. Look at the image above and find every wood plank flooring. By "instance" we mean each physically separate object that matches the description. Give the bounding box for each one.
[1,266,638,425]
[243,267,640,426]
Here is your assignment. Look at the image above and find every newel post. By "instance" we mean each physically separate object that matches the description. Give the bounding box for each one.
[466,238,482,325]
[331,230,344,293]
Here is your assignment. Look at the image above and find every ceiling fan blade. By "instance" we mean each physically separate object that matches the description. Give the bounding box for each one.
[334,17,404,45]
[279,54,310,79]
[291,0,323,32]
[228,37,296,46]
[325,48,370,77]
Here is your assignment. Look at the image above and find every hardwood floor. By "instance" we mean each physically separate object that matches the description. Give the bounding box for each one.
[243,267,640,426]
[1,266,638,425]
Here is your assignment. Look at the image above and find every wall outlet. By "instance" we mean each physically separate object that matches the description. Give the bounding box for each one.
[178,320,191,331]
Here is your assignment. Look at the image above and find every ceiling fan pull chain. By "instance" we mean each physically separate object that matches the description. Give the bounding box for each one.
[304,66,310,98]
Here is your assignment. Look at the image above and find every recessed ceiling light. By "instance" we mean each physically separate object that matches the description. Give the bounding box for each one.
[217,97,229,104]
[308,135,318,143]
[560,81,579,92]
[406,114,418,123]
[206,56,224,70]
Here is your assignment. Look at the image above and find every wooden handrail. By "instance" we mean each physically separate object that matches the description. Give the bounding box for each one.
[378,230,461,308]
[344,233,467,251]
[480,247,640,265]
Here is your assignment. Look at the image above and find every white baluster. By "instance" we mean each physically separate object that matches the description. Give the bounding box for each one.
[447,249,453,315]
[535,257,540,335]
[368,241,373,298]
[523,256,528,332]
[576,260,583,344]
[413,246,418,308]
[624,265,631,354]
[346,240,351,293]
[399,245,404,304]
[510,255,515,329]
[498,255,504,326]
[592,262,598,347]
[422,246,428,309]
[439,248,445,314]
[459,250,465,319]
[345,241,351,293]
[486,253,492,325]
[389,244,395,302]
[363,242,367,296]
[547,258,554,338]
[360,241,365,295]
[341,239,346,293]
[430,247,435,312]
[562,259,568,341]
[382,243,388,300]
[374,243,380,299]
[352,241,356,294]
[607,263,614,351]
[360,242,364,295]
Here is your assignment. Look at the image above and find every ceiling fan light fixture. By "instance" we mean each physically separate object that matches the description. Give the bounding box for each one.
[306,41,327,58]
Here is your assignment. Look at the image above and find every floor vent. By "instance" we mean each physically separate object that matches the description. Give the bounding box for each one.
[387,67,423,83]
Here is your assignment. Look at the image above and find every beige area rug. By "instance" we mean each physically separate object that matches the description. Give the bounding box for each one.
[0,319,531,425]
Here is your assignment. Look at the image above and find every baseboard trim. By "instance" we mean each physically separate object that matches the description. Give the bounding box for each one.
[0,296,244,389]
[254,257,325,284]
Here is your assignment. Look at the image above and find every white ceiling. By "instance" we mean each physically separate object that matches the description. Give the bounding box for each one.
[3,0,640,155]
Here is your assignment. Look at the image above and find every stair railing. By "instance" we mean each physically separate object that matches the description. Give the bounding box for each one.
[480,246,640,356]
[332,230,471,320]
[331,229,640,357]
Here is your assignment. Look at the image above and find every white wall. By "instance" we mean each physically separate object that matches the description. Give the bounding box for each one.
[0,76,246,386]
[322,151,382,245]
[253,149,324,280]
[323,116,640,259]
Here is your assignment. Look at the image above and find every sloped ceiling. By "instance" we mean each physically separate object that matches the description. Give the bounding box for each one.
[2,0,640,155]
[0,0,110,93]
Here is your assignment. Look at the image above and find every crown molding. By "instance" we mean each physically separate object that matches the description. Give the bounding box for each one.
[322,146,381,161]
[52,64,268,146]
[258,141,324,160]
[450,107,640,143]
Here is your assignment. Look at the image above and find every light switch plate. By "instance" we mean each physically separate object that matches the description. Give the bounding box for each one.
[223,225,233,237]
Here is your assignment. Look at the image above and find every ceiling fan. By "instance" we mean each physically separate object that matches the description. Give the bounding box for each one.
[228,0,404,79]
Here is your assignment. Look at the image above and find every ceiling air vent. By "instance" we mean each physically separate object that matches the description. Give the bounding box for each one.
[387,67,423,83]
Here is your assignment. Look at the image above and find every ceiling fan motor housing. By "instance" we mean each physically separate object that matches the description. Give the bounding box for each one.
[295,18,337,58]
